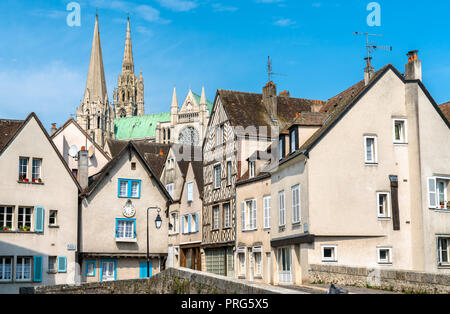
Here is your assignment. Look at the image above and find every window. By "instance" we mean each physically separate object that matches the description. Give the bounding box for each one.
[0,257,12,281]
[364,136,378,164]
[278,137,285,161]
[19,157,28,180]
[213,206,220,230]
[278,191,286,227]
[187,182,194,202]
[116,219,136,240]
[237,247,246,277]
[242,200,256,231]
[249,161,255,179]
[393,119,407,144]
[438,237,450,266]
[227,161,232,186]
[166,183,174,198]
[223,203,231,228]
[57,256,67,273]
[214,165,221,189]
[263,196,271,229]
[0,206,13,230]
[49,210,58,226]
[253,247,262,277]
[18,207,32,232]
[101,260,116,281]
[428,177,450,210]
[377,247,392,265]
[131,162,136,170]
[170,212,179,234]
[118,179,141,198]
[278,248,292,284]
[322,245,338,262]
[86,261,96,277]
[290,128,298,154]
[376,192,391,218]
[181,214,198,234]
[292,185,301,224]
[48,256,57,273]
[16,257,32,281]
[32,159,42,181]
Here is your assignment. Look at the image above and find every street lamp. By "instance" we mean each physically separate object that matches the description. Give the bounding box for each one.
[147,207,163,278]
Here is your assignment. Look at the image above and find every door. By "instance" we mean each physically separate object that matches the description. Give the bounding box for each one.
[278,248,292,284]
[101,261,115,282]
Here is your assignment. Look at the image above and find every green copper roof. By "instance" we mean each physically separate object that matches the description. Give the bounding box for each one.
[193,93,214,113]
[114,112,171,140]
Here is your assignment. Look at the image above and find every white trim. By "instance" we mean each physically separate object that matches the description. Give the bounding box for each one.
[376,192,391,219]
[392,118,408,144]
[377,247,393,265]
[321,245,338,263]
[278,191,286,227]
[263,195,271,229]
[437,235,450,266]
[291,184,301,224]
[364,135,378,164]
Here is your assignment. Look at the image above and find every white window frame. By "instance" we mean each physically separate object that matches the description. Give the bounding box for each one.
[393,118,408,144]
[130,181,139,198]
[377,192,391,219]
[223,203,231,229]
[321,245,338,263]
[31,158,42,181]
[428,176,450,210]
[49,210,58,226]
[15,257,32,282]
[214,165,221,190]
[252,246,263,277]
[213,206,220,230]
[377,247,393,265]
[17,207,33,231]
[0,257,12,282]
[291,185,301,224]
[119,180,128,197]
[278,191,286,227]
[237,247,246,277]
[116,220,135,240]
[437,236,450,267]
[48,256,57,274]
[290,129,296,154]
[242,199,257,231]
[19,157,29,180]
[0,206,14,230]
[186,182,194,202]
[249,161,255,179]
[170,212,179,234]
[364,135,378,164]
[166,183,174,198]
[263,195,271,229]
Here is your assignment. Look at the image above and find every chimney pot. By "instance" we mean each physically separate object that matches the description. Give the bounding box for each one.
[405,50,422,81]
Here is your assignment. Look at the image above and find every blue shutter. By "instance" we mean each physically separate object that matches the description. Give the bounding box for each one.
[57,256,67,273]
[139,262,152,278]
[35,207,44,233]
[33,256,43,282]
[195,213,199,232]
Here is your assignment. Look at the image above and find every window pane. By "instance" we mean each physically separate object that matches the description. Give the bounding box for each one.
[366,138,374,161]
[131,182,139,198]
[120,181,128,197]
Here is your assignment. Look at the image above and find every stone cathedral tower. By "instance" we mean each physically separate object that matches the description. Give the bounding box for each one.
[113,17,145,118]
[76,14,114,148]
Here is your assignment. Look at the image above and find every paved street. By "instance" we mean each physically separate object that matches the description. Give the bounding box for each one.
[280,283,400,294]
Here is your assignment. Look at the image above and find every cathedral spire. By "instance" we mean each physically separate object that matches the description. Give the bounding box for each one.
[171,86,178,108]
[83,13,108,104]
[122,16,134,73]
[200,85,207,106]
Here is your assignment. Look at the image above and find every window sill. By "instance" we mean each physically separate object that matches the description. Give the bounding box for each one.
[238,276,246,280]
[242,229,257,233]
[118,196,140,200]
[0,230,35,234]
[322,260,338,263]
[378,217,391,221]
[223,226,232,230]
[365,163,378,166]
[434,209,450,213]
[115,238,137,243]
[437,264,450,269]
[393,142,408,146]
[254,276,263,280]
[377,263,393,266]
[49,225,60,229]
[0,280,13,284]
[47,270,57,275]
[17,180,44,185]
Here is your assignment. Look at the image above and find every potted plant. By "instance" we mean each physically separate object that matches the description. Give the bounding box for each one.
[19,175,25,182]
[1,226,10,231]
[23,226,30,232]
[447,201,450,210]
[18,225,24,231]
[37,178,42,183]
[32,179,36,183]
[24,178,29,183]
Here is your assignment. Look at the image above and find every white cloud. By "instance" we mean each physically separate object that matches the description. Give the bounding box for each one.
[273,18,296,27]
[136,5,172,24]
[212,3,239,12]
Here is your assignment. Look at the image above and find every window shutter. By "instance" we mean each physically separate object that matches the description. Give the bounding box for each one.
[428,177,437,209]
[241,202,246,231]
[195,213,199,232]
[182,216,185,234]
[252,200,257,229]
[139,262,150,278]
[33,256,43,282]
[35,207,44,233]
[188,215,192,233]
[57,256,67,273]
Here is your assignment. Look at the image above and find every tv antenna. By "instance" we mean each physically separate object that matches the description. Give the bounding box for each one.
[354,32,392,68]
[267,56,287,82]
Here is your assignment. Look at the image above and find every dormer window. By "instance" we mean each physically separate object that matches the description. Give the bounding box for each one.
[278,137,285,160]
[290,128,298,154]
[249,161,255,179]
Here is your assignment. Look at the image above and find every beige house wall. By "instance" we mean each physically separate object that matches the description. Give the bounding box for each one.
[235,176,272,284]
[0,116,79,293]
[80,148,169,282]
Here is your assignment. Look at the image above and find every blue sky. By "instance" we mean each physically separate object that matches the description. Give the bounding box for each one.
[0,0,449,130]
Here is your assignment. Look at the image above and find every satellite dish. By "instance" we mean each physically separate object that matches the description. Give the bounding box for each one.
[68,145,79,158]
[88,146,95,158]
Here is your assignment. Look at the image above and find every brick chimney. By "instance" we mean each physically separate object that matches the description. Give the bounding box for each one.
[279,90,290,97]
[50,123,57,136]
[405,50,422,81]
[263,81,278,121]
[364,57,375,86]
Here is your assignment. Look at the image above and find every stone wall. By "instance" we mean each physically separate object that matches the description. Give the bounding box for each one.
[20,267,300,294]
[308,264,450,294]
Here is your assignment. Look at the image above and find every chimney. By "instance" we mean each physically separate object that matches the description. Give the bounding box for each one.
[279,90,290,97]
[405,50,422,81]
[263,81,278,121]
[364,57,375,86]
[78,147,89,190]
[50,123,57,136]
